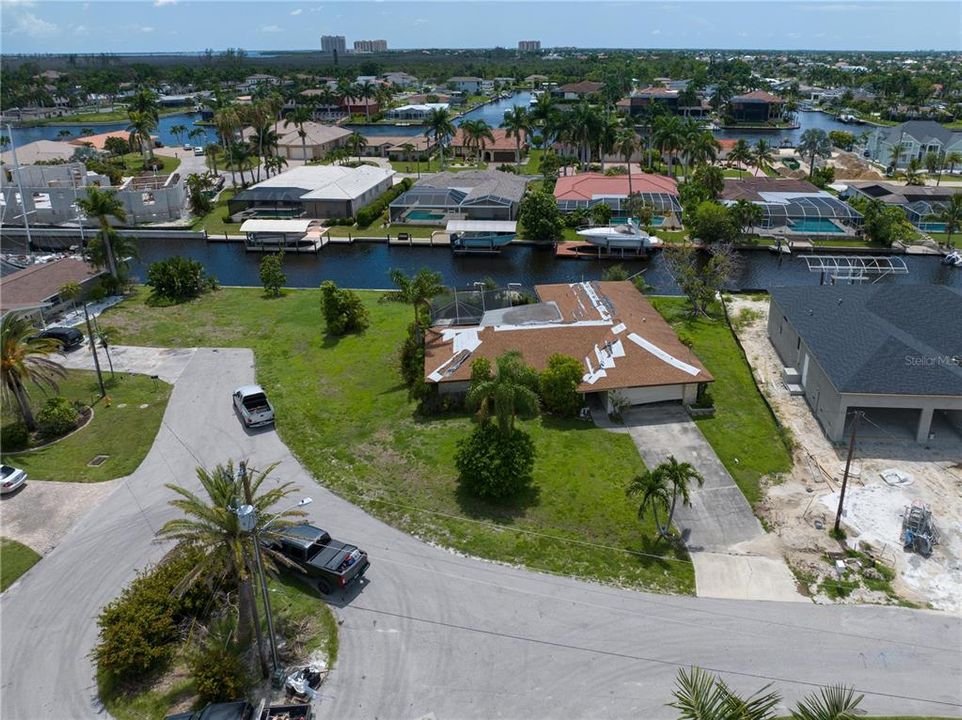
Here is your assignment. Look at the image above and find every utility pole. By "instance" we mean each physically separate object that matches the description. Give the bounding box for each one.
[834,410,862,534]
[82,301,106,398]
[7,123,33,253]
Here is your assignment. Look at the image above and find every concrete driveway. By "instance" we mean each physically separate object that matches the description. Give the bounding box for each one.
[621,404,803,602]
[1,350,959,719]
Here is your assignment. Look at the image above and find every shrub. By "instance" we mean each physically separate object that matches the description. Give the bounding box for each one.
[1,422,29,451]
[94,545,211,683]
[320,280,369,335]
[539,354,584,417]
[355,177,413,227]
[602,264,629,281]
[259,252,286,297]
[398,322,429,399]
[455,423,535,500]
[590,203,613,226]
[188,619,250,704]
[221,213,233,224]
[518,190,564,242]
[146,256,217,303]
[36,396,81,439]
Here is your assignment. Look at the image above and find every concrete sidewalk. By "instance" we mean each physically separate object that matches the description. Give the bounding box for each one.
[57,345,196,384]
[619,404,803,602]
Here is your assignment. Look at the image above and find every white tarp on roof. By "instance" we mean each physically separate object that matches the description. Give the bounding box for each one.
[445,220,517,234]
[627,333,701,376]
[240,219,317,233]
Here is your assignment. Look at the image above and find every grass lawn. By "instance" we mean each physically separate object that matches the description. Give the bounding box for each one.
[326,223,437,239]
[925,231,959,248]
[389,158,487,173]
[108,153,181,176]
[0,538,41,591]
[99,287,694,594]
[649,297,793,504]
[45,107,191,125]
[191,189,241,236]
[0,370,172,482]
[522,148,543,175]
[811,237,887,248]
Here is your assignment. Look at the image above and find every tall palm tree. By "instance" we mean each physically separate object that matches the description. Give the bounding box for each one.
[76,186,126,279]
[797,128,832,179]
[501,106,530,167]
[653,114,684,177]
[943,150,962,179]
[727,138,753,178]
[156,461,305,677]
[888,141,905,171]
[529,92,559,150]
[466,351,540,434]
[626,468,671,537]
[753,139,775,176]
[126,110,156,164]
[129,86,160,122]
[658,455,704,529]
[346,132,368,162]
[0,314,65,431]
[213,105,242,185]
[904,157,926,186]
[595,112,619,172]
[57,129,72,140]
[460,119,494,163]
[426,107,456,170]
[283,105,314,163]
[170,124,188,146]
[616,128,639,196]
[401,142,420,177]
[386,267,445,330]
[356,80,378,122]
[687,130,721,178]
[928,193,962,248]
[187,127,207,147]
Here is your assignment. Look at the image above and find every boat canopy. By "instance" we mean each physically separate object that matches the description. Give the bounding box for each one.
[445,220,517,234]
[240,219,319,234]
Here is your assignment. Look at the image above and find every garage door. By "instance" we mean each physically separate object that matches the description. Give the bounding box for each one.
[619,385,685,405]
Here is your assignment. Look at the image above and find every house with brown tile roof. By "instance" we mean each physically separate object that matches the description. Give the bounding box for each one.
[0,258,104,320]
[450,128,528,163]
[552,81,604,101]
[728,90,785,123]
[424,281,713,411]
[553,172,683,222]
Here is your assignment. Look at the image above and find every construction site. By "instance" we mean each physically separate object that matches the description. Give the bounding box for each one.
[726,293,962,613]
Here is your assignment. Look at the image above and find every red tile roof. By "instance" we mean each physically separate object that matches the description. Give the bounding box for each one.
[450,128,526,151]
[553,172,679,200]
[635,86,678,97]
[558,81,604,94]
[732,90,784,103]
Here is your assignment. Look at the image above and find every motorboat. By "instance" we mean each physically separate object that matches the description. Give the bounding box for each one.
[576,218,662,250]
[942,250,962,267]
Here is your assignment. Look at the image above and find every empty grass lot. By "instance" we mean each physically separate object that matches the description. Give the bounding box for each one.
[100,287,694,594]
[0,370,172,482]
[650,297,793,504]
[0,538,41,592]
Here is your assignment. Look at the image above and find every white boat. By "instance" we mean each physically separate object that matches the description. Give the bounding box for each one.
[942,251,962,267]
[529,91,543,106]
[576,218,662,250]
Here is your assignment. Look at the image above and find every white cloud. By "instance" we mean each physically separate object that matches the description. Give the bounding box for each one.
[290,8,302,15]
[74,24,89,36]
[13,11,58,37]
[650,29,661,35]
[0,0,37,6]
[154,0,177,5]
[261,24,282,32]
[140,25,155,33]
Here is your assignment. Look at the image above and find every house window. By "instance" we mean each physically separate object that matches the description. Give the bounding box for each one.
[142,191,156,205]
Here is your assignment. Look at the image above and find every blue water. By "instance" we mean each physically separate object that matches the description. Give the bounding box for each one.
[406,210,445,221]
[714,110,871,146]
[918,222,947,233]
[789,218,845,234]
[6,112,218,149]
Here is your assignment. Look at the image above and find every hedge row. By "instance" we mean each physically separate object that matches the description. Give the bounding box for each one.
[356,177,413,227]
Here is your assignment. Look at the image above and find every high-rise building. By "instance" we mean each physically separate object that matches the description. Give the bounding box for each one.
[321,35,347,54]
[354,39,388,53]
[518,40,541,52]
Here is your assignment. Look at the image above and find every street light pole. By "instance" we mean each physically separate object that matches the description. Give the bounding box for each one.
[834,410,862,535]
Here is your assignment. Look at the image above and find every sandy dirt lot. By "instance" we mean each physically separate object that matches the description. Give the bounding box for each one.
[726,295,962,613]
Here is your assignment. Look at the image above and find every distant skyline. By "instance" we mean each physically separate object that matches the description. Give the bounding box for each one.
[1,1,960,55]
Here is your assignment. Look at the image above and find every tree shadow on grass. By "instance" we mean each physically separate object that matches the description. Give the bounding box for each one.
[625,533,690,572]
[454,479,540,523]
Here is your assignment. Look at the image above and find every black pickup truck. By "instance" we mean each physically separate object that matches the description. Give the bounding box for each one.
[269,524,369,595]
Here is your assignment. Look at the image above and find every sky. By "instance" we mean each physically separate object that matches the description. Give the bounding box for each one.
[1,0,960,55]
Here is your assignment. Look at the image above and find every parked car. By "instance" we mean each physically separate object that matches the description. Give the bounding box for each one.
[268,523,369,595]
[193,145,205,156]
[165,699,312,720]
[232,385,274,428]
[183,143,192,151]
[0,465,27,494]
[31,326,84,350]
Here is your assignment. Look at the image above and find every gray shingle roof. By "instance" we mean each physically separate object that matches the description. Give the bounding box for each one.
[770,285,962,396]
[875,120,962,147]
[412,170,529,204]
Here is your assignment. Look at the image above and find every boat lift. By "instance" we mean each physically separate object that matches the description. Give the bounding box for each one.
[801,255,909,284]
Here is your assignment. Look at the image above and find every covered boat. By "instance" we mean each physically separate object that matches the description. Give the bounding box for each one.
[575,218,662,251]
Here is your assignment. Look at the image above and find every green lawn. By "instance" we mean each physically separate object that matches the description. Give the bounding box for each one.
[521,148,543,175]
[924,231,959,248]
[650,297,793,504]
[108,153,181,176]
[327,223,438,239]
[191,189,241,236]
[43,107,190,125]
[99,287,694,594]
[1,370,172,482]
[0,538,41,591]
[389,158,487,173]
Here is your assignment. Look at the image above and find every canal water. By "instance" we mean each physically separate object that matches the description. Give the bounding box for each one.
[6,112,219,148]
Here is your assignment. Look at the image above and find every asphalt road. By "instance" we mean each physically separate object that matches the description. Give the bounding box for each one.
[1,349,960,719]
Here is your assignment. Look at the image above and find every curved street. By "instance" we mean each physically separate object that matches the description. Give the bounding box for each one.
[1,348,960,719]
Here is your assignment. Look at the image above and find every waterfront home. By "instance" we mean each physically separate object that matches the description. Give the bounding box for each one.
[341,96,381,117]
[864,120,962,170]
[727,90,785,124]
[450,128,528,164]
[383,72,420,88]
[227,165,395,220]
[719,177,862,235]
[842,181,962,230]
[424,281,713,413]
[274,122,353,161]
[384,103,450,121]
[618,86,709,118]
[553,172,683,225]
[360,135,436,160]
[447,77,483,94]
[768,285,962,443]
[389,170,529,224]
[0,258,105,322]
[0,139,76,165]
[551,81,604,101]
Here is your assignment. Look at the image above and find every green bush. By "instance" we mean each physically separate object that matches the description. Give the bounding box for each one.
[1,421,29,450]
[146,256,217,303]
[189,623,250,704]
[94,545,211,684]
[36,396,81,439]
[602,264,629,281]
[259,252,286,297]
[320,280,369,335]
[455,423,535,500]
[539,354,584,417]
[355,177,413,227]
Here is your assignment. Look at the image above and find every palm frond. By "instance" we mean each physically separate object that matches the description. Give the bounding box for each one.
[668,666,727,720]
[790,685,863,720]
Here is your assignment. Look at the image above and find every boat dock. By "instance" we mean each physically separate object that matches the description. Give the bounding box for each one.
[555,241,653,260]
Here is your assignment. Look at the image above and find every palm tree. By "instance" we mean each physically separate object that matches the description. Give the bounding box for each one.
[126,110,156,165]
[466,350,540,434]
[76,186,126,279]
[928,193,962,248]
[501,106,530,167]
[887,141,905,172]
[346,132,368,162]
[616,128,639,196]
[595,113,619,172]
[653,114,684,177]
[356,80,377,122]
[924,151,942,185]
[658,455,704,529]
[264,154,288,178]
[386,267,446,331]
[0,314,66,431]
[687,130,721,178]
[529,92,559,150]
[187,127,207,146]
[753,139,775,176]
[626,468,671,537]
[170,124,188,146]
[904,157,926,186]
[943,150,962,179]
[213,104,242,184]
[727,138,753,178]
[401,142,420,178]
[129,86,160,122]
[156,461,305,676]
[797,128,832,179]
[460,119,495,164]
[283,105,313,163]
[57,129,72,140]
[426,107,456,170]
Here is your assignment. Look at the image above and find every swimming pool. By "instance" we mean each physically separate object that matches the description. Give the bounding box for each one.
[788,218,845,234]
[406,209,445,221]
[612,215,666,226]
[917,222,947,233]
